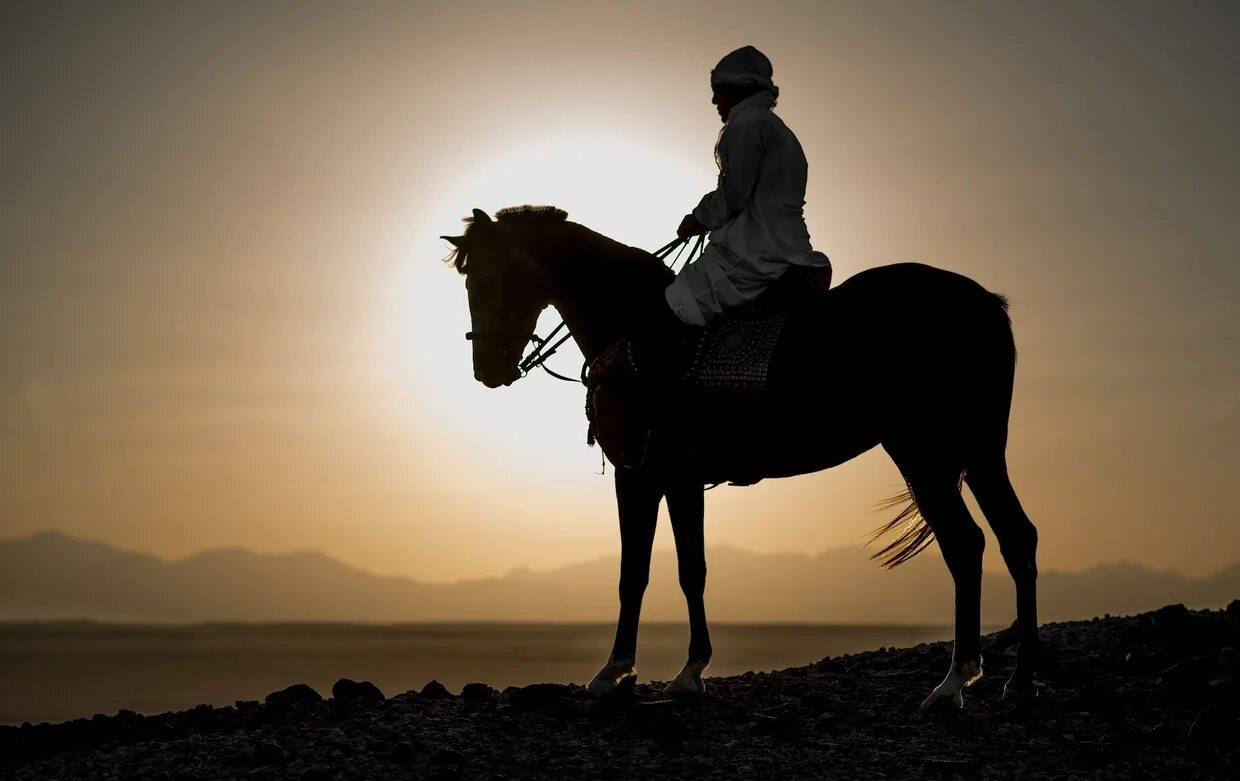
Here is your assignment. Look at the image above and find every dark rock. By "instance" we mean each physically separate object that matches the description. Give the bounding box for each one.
[1189,704,1240,745]
[989,621,1022,651]
[1220,647,1240,677]
[430,747,466,766]
[630,707,688,749]
[391,740,417,767]
[505,682,580,718]
[1144,722,1177,743]
[587,676,638,720]
[461,682,498,703]
[9,607,1240,781]
[252,739,286,764]
[496,715,522,736]
[1152,603,1192,641]
[1225,599,1240,636]
[749,709,802,739]
[922,756,984,776]
[798,691,833,713]
[220,749,250,768]
[331,678,385,705]
[1145,604,1225,649]
[264,684,323,709]
[814,712,849,736]
[505,682,573,707]
[1159,654,1220,696]
[421,680,454,699]
[814,659,846,674]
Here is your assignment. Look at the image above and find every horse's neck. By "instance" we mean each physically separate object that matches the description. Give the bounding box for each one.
[534,224,671,361]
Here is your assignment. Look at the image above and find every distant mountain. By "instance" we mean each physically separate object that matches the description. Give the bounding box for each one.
[0,530,1236,624]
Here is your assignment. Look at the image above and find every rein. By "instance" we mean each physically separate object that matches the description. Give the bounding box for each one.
[470,233,707,384]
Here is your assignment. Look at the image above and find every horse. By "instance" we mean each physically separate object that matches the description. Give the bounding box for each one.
[442,205,1040,711]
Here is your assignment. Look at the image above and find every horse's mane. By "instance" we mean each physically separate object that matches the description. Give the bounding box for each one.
[445,206,568,274]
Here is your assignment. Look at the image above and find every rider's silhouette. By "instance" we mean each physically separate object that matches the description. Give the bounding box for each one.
[632,46,832,470]
[666,45,831,327]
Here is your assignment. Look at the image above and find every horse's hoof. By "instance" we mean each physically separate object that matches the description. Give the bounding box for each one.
[1002,677,1040,702]
[919,687,965,712]
[587,671,635,696]
[663,660,709,695]
[919,658,982,713]
[587,656,636,697]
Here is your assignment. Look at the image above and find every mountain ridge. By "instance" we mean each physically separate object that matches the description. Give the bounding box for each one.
[1,530,1236,624]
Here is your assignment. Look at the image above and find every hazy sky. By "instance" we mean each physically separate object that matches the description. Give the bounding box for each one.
[2,1,1237,583]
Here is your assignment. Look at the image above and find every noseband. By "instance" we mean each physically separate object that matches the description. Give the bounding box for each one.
[465,317,579,383]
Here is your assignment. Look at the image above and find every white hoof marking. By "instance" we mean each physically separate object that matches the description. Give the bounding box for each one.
[919,657,982,712]
[587,655,635,696]
[663,660,709,694]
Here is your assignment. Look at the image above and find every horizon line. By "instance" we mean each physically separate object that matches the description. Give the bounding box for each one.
[4,527,1233,585]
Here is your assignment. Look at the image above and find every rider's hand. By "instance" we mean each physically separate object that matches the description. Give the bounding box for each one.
[677,213,706,240]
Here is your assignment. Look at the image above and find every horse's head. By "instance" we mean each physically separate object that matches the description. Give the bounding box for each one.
[443,208,554,388]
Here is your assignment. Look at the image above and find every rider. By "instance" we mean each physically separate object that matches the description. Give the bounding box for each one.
[666,45,831,327]
[631,46,830,470]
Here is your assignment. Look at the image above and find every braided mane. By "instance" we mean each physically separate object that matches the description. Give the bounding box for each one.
[445,205,568,274]
[495,205,568,222]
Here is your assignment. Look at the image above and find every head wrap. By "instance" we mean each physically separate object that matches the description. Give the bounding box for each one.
[710,45,779,99]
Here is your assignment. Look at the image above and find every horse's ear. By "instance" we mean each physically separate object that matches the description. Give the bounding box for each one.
[472,208,492,224]
[440,235,464,248]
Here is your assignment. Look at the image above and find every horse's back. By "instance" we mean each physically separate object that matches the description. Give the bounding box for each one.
[682,262,1016,482]
[765,263,1014,453]
[778,262,1011,380]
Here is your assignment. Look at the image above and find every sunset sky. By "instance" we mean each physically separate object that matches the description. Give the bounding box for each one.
[2,1,1237,585]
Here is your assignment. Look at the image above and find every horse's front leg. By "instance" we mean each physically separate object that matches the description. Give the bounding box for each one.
[663,479,711,694]
[587,468,661,695]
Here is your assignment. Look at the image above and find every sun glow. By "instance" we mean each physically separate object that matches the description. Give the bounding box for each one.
[402,133,709,478]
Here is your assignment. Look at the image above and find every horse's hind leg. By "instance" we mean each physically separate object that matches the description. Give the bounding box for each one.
[587,468,661,695]
[908,471,986,711]
[967,460,1040,698]
[664,480,711,694]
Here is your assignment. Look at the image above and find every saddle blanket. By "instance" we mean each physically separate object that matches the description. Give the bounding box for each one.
[687,310,789,401]
[583,264,830,471]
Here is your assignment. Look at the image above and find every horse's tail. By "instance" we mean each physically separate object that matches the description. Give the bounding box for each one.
[867,486,933,569]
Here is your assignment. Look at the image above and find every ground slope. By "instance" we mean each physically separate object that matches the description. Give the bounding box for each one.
[3,603,1238,780]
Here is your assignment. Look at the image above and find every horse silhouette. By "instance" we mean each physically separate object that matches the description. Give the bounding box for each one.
[442,206,1040,710]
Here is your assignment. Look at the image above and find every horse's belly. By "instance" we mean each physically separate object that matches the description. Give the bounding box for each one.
[693,395,880,484]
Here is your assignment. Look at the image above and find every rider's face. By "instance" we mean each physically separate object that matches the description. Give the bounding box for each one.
[711,83,737,123]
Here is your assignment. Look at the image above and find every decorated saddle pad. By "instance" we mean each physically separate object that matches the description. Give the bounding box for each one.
[687,311,789,402]
[683,263,829,403]
[583,264,831,470]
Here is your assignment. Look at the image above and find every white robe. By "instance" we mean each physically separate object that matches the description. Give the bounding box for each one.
[665,91,830,326]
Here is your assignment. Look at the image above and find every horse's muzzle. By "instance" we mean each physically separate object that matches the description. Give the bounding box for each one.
[475,365,518,388]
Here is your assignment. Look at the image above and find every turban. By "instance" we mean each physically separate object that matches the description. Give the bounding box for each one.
[710,45,779,99]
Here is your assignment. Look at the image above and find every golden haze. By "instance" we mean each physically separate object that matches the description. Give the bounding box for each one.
[1,1,1236,586]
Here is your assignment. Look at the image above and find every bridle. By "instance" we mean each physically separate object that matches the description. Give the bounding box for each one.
[465,232,706,384]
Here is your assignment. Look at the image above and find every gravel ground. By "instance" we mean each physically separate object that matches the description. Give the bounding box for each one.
[3,603,1238,780]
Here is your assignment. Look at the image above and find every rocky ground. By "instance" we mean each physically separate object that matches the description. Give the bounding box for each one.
[3,603,1239,780]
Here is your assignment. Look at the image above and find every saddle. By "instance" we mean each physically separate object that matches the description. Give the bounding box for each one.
[585,264,831,476]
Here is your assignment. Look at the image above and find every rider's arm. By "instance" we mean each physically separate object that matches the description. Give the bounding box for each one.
[691,120,764,230]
